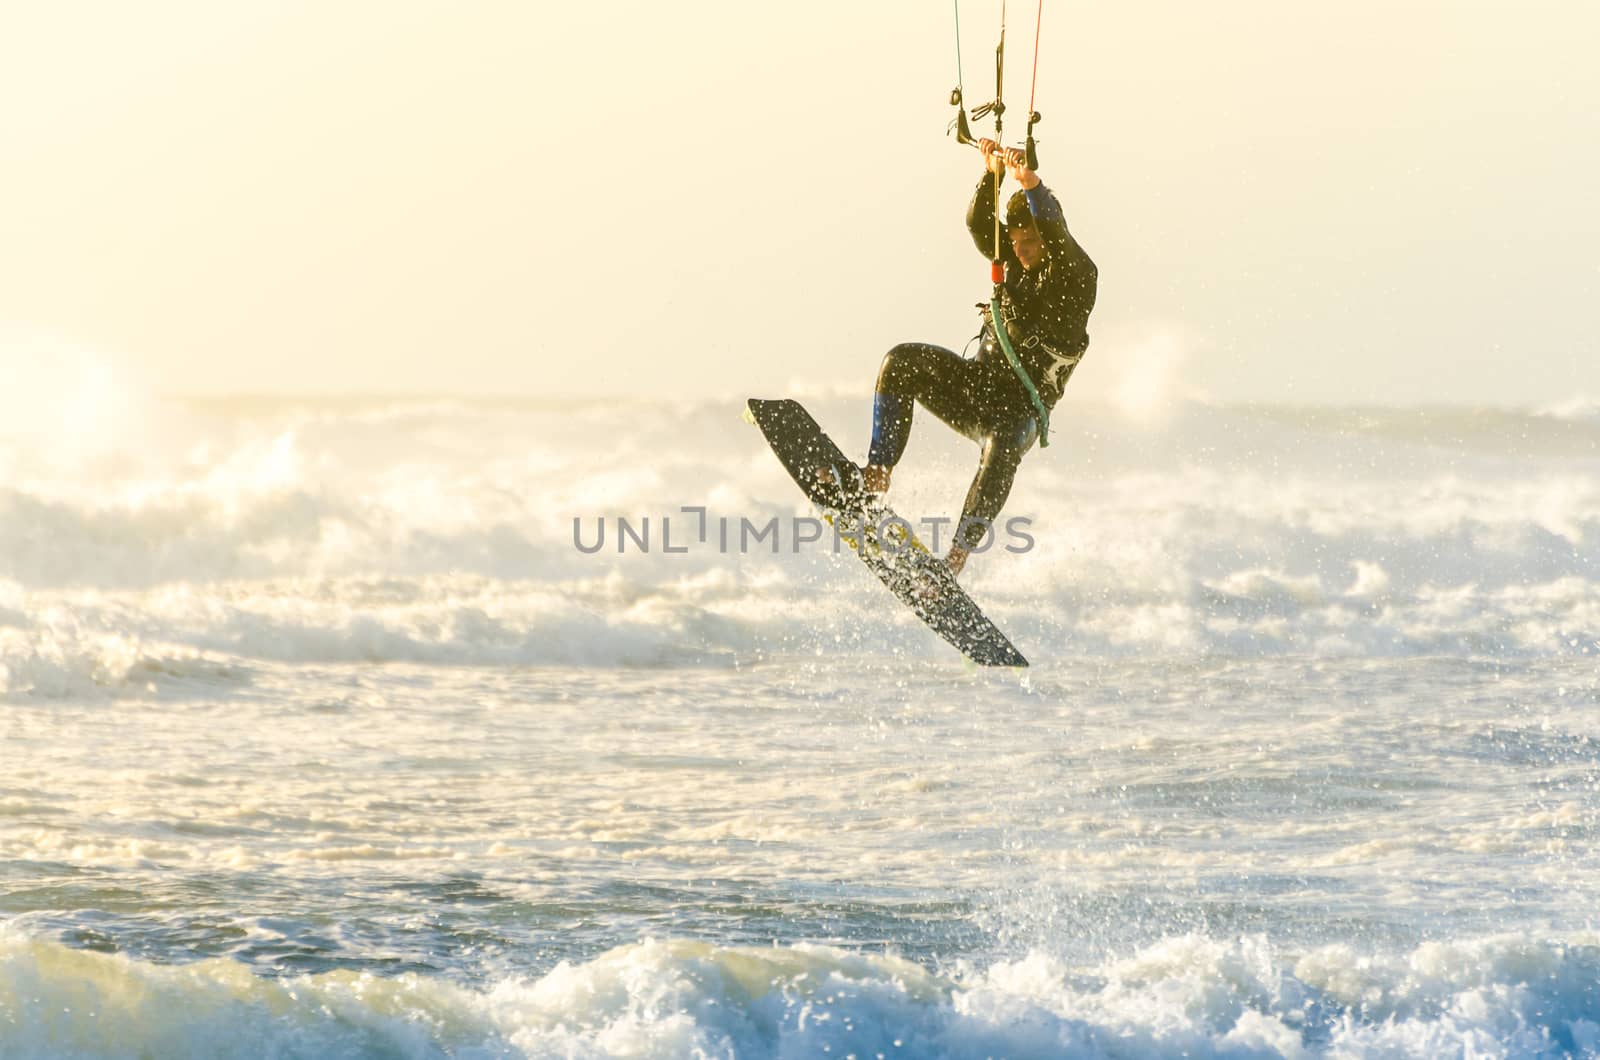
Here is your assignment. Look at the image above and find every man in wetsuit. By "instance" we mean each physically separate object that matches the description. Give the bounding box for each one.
[851,138,1098,577]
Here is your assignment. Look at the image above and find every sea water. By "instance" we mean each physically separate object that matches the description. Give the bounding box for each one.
[3,389,1600,1057]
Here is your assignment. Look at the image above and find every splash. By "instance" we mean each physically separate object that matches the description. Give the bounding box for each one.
[1104,327,1190,423]
[5,930,1599,1058]
[0,328,156,474]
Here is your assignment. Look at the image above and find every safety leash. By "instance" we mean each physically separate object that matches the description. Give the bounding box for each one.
[990,297,1052,447]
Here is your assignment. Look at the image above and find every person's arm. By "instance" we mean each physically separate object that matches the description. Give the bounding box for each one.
[1022,182,1069,246]
[1022,181,1094,276]
[991,146,1091,272]
[967,140,1023,269]
[966,171,1006,260]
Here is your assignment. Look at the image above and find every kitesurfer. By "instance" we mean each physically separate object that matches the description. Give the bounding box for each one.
[837,138,1097,577]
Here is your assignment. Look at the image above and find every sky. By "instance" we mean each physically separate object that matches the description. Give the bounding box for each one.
[1,0,1597,407]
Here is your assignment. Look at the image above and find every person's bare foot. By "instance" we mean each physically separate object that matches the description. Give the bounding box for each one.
[945,545,969,577]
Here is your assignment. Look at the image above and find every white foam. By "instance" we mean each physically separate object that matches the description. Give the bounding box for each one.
[1536,396,1600,425]
[3,395,1599,672]
[5,929,1599,1058]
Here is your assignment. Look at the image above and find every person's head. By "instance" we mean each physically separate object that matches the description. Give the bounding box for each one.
[1005,190,1045,270]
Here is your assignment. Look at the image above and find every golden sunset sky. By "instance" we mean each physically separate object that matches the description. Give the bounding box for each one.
[2,1,1596,405]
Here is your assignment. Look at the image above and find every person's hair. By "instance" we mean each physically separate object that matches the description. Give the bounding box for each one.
[1005,189,1035,230]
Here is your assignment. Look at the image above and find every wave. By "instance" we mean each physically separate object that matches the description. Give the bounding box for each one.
[3,929,1598,1057]
[1537,396,1600,427]
[4,553,1598,698]
[3,395,1598,677]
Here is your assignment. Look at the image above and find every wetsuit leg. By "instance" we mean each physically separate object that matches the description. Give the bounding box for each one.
[868,343,989,467]
[955,415,1039,550]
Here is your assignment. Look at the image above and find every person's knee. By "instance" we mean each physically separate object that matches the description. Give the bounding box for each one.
[1008,417,1039,453]
[876,343,929,393]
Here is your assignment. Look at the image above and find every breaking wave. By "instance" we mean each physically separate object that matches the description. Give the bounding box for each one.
[4,929,1599,1058]
[4,394,1598,693]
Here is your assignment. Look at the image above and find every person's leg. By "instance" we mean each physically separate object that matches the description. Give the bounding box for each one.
[865,343,988,492]
[946,415,1039,574]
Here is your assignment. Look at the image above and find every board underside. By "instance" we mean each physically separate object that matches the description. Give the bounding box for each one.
[746,397,1028,668]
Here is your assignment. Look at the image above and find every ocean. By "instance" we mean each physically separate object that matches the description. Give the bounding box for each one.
[3,390,1599,1057]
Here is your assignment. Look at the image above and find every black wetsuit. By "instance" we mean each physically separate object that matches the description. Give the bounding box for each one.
[868,174,1098,550]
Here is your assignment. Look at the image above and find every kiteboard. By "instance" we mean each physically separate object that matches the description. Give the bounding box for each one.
[745,397,1027,667]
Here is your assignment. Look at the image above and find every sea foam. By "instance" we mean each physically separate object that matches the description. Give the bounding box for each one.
[3,394,1598,693]
[5,929,1599,1058]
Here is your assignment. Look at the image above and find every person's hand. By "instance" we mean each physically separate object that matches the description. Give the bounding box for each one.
[979,140,1040,189]
[978,138,1006,177]
[1000,146,1041,190]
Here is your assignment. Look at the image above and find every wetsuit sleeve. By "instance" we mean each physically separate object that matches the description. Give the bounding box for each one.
[965,174,1017,269]
[1023,181,1094,270]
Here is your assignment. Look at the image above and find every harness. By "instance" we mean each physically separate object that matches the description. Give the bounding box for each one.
[1020,332,1082,394]
[980,295,1076,447]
